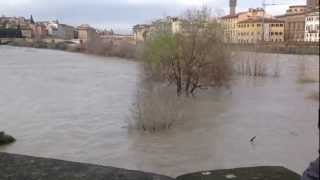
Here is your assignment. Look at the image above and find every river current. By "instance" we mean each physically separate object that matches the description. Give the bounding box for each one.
[0,46,319,177]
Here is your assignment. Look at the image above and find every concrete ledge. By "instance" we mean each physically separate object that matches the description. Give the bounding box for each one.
[0,152,302,180]
[176,166,301,180]
[0,152,173,180]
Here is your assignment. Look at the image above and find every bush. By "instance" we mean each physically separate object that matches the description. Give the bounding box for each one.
[142,7,232,96]
[297,61,319,83]
[32,41,48,48]
[129,88,186,133]
[0,131,15,146]
[233,53,281,78]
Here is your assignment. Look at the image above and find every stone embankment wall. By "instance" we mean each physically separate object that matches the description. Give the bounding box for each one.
[228,43,320,55]
[0,152,301,180]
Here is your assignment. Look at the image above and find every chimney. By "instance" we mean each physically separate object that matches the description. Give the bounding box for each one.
[229,0,237,15]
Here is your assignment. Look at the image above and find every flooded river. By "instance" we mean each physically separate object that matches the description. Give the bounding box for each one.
[0,46,319,177]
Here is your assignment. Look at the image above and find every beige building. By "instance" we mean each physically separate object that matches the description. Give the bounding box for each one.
[221,0,273,43]
[21,26,32,38]
[78,24,97,42]
[276,6,307,42]
[133,16,182,43]
[275,0,320,42]
[237,18,285,44]
[305,11,320,42]
[221,14,241,43]
[133,24,150,42]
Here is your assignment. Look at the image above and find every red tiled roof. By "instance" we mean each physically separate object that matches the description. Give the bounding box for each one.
[221,12,246,19]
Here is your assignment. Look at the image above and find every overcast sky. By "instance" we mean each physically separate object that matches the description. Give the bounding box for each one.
[0,0,306,34]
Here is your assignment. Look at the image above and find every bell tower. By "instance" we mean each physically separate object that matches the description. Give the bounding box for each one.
[307,0,320,8]
[229,0,237,15]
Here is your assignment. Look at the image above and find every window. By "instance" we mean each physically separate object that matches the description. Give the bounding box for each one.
[257,24,261,27]
[275,32,279,35]
[280,24,283,27]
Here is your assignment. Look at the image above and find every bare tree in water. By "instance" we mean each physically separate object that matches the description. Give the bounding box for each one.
[142,7,232,96]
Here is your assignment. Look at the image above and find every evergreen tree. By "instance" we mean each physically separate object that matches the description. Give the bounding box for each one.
[30,15,35,24]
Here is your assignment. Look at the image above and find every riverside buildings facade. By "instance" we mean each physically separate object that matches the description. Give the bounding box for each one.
[237,18,284,44]
[305,11,320,42]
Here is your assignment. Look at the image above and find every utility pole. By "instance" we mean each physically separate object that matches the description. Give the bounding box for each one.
[261,0,279,43]
[262,0,266,42]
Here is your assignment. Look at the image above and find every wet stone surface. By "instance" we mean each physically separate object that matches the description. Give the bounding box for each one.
[0,152,302,180]
[176,166,301,180]
[0,152,174,180]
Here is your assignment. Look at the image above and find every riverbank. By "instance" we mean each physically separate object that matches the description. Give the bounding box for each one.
[0,152,301,180]
[228,42,320,55]
[6,38,137,59]
[4,39,319,60]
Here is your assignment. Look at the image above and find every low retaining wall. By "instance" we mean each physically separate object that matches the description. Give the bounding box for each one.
[228,43,320,55]
[177,166,301,180]
[0,152,173,180]
[0,152,301,180]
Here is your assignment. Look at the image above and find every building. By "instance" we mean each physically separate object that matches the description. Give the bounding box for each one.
[20,26,32,38]
[275,0,319,42]
[221,14,240,43]
[221,0,272,44]
[0,16,34,38]
[0,28,22,38]
[31,23,48,39]
[59,24,77,39]
[237,18,284,44]
[78,24,97,42]
[133,24,151,42]
[305,11,320,42]
[307,0,320,11]
[46,21,76,39]
[276,6,307,42]
[133,16,182,43]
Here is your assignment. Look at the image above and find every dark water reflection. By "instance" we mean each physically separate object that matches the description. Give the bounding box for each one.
[0,46,319,177]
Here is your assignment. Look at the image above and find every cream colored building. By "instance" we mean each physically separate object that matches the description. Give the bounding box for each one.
[78,24,97,42]
[237,18,285,44]
[305,11,320,42]
[133,16,182,43]
[276,6,308,42]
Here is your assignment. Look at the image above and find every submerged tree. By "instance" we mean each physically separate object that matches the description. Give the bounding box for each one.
[142,7,232,96]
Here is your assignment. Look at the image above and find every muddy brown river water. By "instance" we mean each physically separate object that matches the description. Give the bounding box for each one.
[0,46,319,177]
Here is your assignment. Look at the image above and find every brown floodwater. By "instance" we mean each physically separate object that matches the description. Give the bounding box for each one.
[0,46,319,177]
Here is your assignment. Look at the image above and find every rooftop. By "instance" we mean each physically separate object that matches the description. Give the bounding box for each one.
[238,17,284,24]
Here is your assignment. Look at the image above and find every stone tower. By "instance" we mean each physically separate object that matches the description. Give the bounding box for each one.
[229,0,237,15]
[307,0,320,9]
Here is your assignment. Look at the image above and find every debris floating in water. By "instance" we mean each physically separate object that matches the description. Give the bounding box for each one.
[225,174,237,179]
[201,171,211,175]
[250,136,257,142]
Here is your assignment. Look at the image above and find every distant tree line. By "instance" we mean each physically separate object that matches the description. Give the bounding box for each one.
[0,28,22,38]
